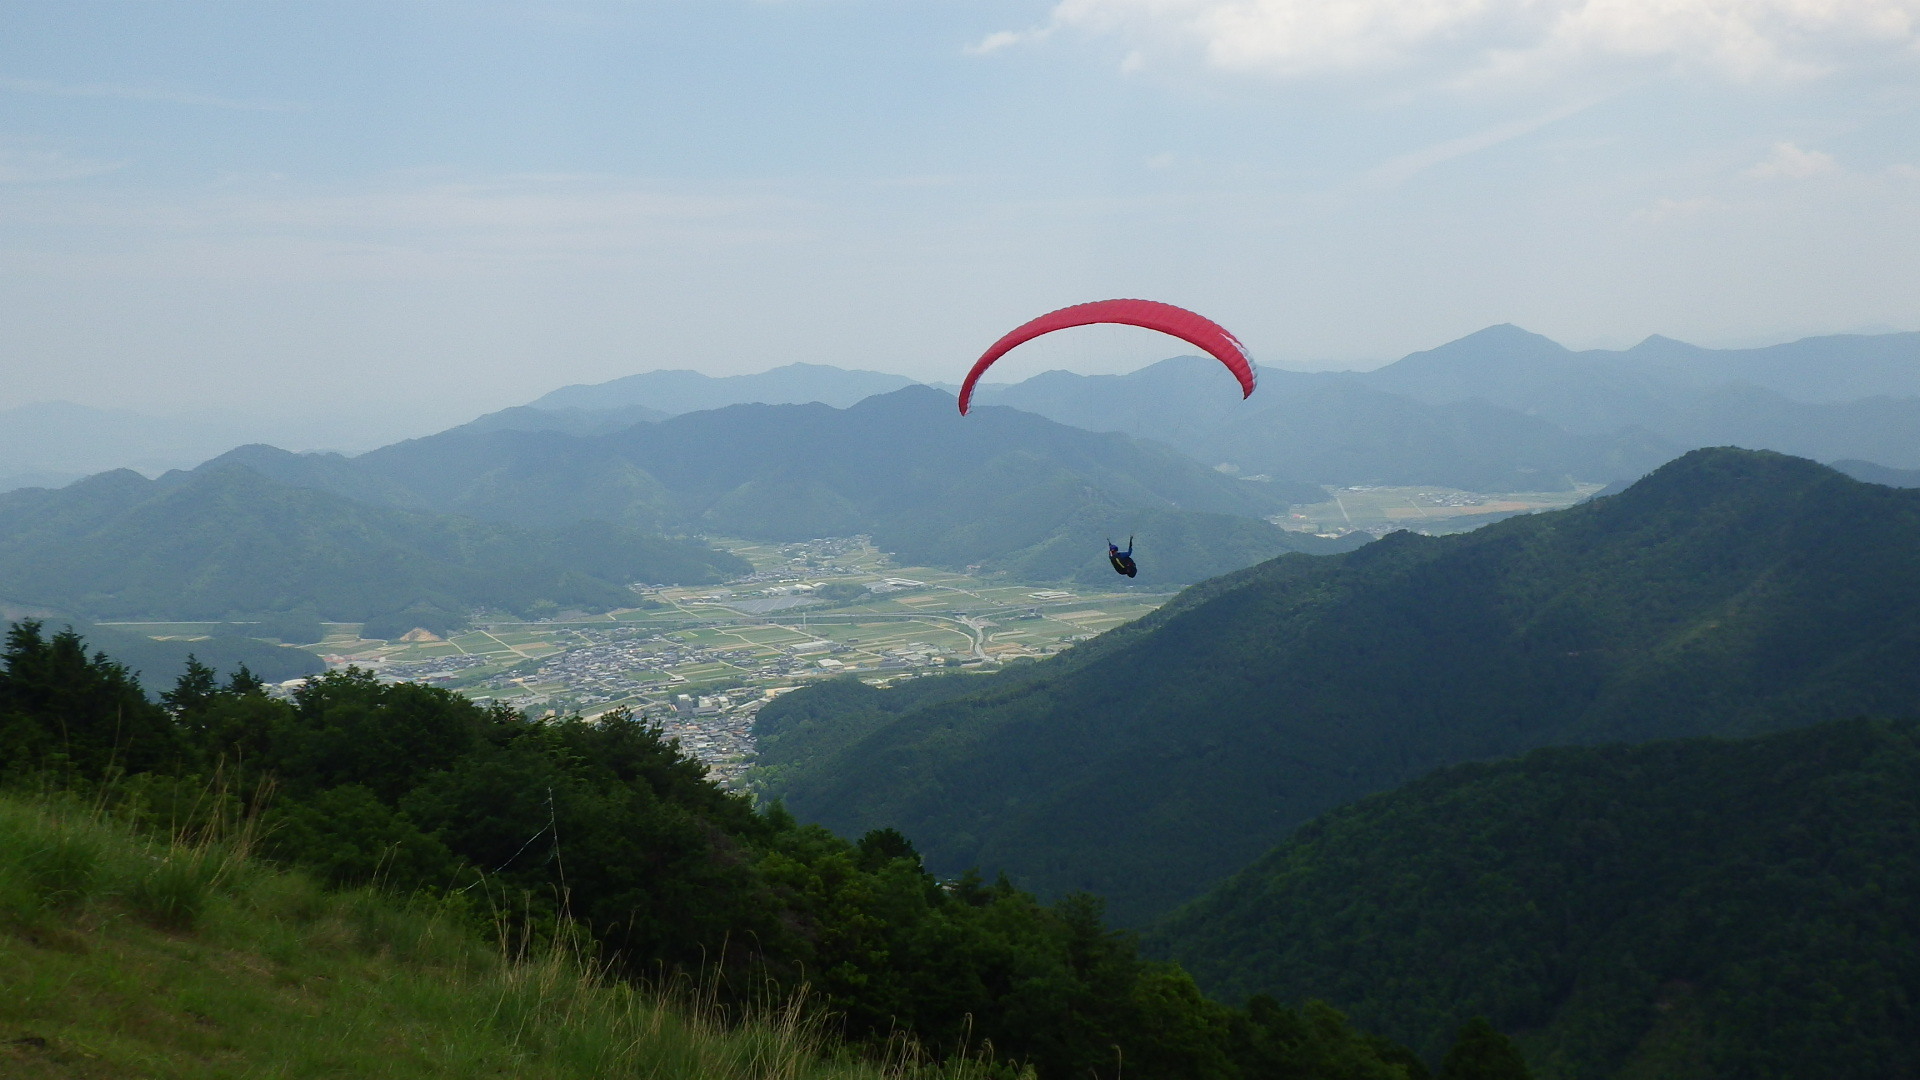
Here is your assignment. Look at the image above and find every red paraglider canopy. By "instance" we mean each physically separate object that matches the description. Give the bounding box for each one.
[958,299,1255,415]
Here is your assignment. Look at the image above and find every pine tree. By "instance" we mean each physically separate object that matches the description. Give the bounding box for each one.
[161,655,218,716]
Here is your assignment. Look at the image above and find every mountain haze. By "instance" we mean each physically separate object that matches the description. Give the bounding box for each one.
[975,355,1675,491]
[529,362,921,414]
[974,326,1920,489]
[1368,325,1920,468]
[756,448,1920,924]
[1374,324,1920,405]
[206,387,1338,587]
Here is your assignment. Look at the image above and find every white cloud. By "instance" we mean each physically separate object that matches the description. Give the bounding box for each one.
[1002,0,1920,84]
[966,28,1047,55]
[1747,141,1839,177]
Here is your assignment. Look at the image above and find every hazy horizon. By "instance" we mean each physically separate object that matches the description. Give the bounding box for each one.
[4,1,1919,428]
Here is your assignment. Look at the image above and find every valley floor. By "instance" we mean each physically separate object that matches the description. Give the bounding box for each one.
[103,537,1171,788]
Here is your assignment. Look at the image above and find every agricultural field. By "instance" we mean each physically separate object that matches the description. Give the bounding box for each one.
[290,537,1173,786]
[1276,483,1607,537]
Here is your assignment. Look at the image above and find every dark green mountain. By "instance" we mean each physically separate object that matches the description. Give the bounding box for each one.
[207,387,1340,587]
[0,463,747,632]
[755,448,1920,925]
[1150,718,1920,1079]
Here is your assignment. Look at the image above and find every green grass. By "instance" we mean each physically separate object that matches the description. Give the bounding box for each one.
[0,791,998,1080]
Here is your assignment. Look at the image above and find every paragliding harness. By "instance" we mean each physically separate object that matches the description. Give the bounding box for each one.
[1107,536,1137,578]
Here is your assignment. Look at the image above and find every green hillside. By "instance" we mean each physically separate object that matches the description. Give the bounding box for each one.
[0,463,748,632]
[1150,719,1920,1079]
[212,387,1342,587]
[0,620,1441,1080]
[0,789,972,1080]
[755,448,1920,925]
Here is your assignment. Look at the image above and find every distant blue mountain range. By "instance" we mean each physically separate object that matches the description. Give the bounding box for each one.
[8,326,1919,494]
[528,362,920,414]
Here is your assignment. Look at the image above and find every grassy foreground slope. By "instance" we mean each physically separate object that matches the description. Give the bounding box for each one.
[1151,719,1920,1080]
[0,793,927,1080]
[757,448,1920,925]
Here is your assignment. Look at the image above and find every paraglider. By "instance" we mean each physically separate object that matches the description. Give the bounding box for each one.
[1107,537,1137,578]
[957,299,1256,415]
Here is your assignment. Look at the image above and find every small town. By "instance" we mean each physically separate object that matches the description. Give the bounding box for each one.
[312,536,1166,787]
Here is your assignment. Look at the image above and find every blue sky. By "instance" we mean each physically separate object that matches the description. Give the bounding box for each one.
[2,0,1918,438]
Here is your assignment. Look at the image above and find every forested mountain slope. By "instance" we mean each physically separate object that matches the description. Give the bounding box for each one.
[756,448,1920,925]
[1151,719,1920,1080]
[0,463,746,632]
[209,387,1341,586]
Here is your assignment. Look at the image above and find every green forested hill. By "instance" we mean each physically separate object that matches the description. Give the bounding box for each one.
[208,387,1343,587]
[0,464,747,632]
[756,448,1920,925]
[1150,719,1920,1079]
[0,621,1446,1080]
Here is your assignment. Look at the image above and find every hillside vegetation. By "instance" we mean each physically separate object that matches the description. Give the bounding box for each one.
[212,386,1343,587]
[0,789,977,1080]
[0,620,1453,1080]
[755,449,1920,924]
[1151,719,1920,1080]
[0,463,747,633]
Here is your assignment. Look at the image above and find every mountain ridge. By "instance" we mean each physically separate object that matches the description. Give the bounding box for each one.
[195,387,1341,587]
[755,447,1920,925]
[0,462,748,632]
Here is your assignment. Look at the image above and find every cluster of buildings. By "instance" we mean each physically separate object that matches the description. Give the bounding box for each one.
[468,627,749,708]
[653,693,767,786]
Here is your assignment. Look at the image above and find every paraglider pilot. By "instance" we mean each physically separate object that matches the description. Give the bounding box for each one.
[1108,537,1137,578]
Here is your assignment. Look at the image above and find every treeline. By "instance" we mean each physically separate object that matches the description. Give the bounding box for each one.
[0,621,1522,1079]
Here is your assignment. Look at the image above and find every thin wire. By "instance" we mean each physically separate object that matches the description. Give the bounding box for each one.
[456,791,559,892]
